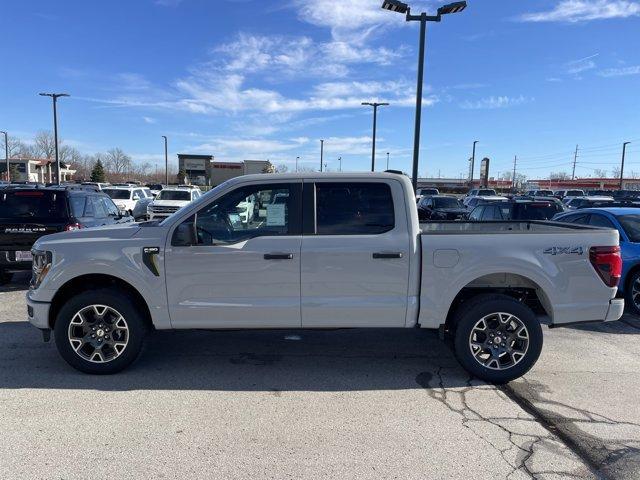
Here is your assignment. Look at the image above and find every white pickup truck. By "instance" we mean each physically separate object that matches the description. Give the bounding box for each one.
[27,173,624,382]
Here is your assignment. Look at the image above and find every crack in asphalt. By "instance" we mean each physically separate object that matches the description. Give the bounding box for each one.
[416,368,598,480]
[507,378,640,480]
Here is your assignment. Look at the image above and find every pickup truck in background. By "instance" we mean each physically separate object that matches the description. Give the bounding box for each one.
[27,173,624,383]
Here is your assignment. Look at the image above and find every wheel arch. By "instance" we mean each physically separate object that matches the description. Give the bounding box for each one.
[48,273,153,330]
[444,272,552,333]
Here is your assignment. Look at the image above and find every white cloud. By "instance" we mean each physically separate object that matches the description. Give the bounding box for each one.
[459,95,532,110]
[565,54,599,74]
[518,0,640,23]
[598,65,640,76]
[142,116,156,124]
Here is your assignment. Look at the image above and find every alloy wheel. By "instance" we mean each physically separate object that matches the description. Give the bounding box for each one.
[468,312,529,371]
[67,305,129,363]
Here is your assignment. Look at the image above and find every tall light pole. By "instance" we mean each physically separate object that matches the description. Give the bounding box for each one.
[320,139,324,172]
[162,136,169,185]
[381,0,467,191]
[386,152,390,170]
[338,156,342,172]
[0,131,8,182]
[296,156,300,172]
[39,92,69,184]
[362,102,389,172]
[470,140,478,186]
[620,142,631,190]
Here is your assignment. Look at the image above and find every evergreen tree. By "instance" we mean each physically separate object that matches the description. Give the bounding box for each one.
[90,159,106,183]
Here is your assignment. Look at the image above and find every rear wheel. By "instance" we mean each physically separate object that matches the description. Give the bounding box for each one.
[453,294,543,384]
[54,288,147,374]
[625,271,640,316]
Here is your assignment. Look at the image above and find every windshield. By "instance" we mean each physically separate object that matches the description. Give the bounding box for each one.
[538,190,553,196]
[478,189,496,196]
[618,215,640,242]
[512,203,561,220]
[566,190,584,196]
[433,197,460,209]
[158,190,191,201]
[0,190,68,221]
[104,189,131,200]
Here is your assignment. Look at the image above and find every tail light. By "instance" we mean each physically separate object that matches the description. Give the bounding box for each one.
[589,246,622,288]
[65,223,82,231]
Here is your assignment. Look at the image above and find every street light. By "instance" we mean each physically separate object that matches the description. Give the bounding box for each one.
[162,136,169,185]
[362,102,389,172]
[39,92,69,184]
[338,156,342,172]
[0,131,8,182]
[320,139,324,172]
[381,0,467,191]
[470,140,478,186]
[296,156,300,172]
[620,142,631,190]
[386,152,390,170]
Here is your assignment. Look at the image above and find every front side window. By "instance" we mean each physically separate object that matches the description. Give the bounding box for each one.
[315,183,394,235]
[174,184,298,246]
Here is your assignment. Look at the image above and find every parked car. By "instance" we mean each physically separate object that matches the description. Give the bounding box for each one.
[525,189,554,197]
[417,195,466,221]
[553,208,640,314]
[468,198,564,221]
[464,196,508,211]
[81,182,110,191]
[146,184,165,197]
[103,186,151,215]
[0,186,131,284]
[147,187,201,221]
[565,196,615,210]
[553,189,584,199]
[28,172,623,383]
[463,188,498,206]
[416,187,439,201]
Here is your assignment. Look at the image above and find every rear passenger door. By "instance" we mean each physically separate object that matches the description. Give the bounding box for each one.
[300,181,411,327]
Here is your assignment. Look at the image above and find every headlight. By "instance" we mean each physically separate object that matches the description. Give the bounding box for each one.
[30,249,52,290]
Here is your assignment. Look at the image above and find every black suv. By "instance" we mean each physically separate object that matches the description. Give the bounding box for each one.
[0,186,132,284]
[468,198,564,221]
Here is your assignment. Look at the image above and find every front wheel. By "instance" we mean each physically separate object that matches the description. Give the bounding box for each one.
[54,288,147,374]
[453,294,543,384]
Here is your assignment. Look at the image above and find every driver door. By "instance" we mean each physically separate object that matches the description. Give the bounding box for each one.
[164,182,303,329]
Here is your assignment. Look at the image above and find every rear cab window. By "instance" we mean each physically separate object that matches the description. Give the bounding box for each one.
[315,182,395,235]
[0,190,69,222]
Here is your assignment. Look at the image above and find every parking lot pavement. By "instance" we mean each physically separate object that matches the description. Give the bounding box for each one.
[0,273,638,479]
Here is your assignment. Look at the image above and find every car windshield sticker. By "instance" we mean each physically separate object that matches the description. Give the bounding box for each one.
[266,204,286,226]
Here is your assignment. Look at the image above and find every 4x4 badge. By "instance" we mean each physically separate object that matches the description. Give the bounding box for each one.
[543,246,584,256]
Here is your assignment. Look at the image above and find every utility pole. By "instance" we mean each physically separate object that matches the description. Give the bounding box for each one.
[571,145,578,180]
[39,92,69,184]
[0,131,8,182]
[162,136,168,185]
[620,142,631,190]
[362,102,389,172]
[320,139,324,172]
[512,155,517,189]
[470,140,478,186]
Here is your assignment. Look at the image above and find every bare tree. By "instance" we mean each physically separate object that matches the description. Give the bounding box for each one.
[105,148,132,176]
[549,171,570,180]
[32,131,57,159]
[0,137,33,158]
[593,169,608,178]
[275,164,289,173]
[611,166,621,178]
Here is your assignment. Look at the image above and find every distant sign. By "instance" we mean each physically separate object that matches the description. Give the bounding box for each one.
[183,159,207,171]
[479,158,490,187]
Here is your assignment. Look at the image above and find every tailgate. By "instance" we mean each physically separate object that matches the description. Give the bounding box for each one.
[0,223,66,251]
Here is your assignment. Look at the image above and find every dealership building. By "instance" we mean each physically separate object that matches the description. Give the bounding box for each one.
[177,154,270,186]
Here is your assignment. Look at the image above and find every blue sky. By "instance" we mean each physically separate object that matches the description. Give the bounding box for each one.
[1,0,639,179]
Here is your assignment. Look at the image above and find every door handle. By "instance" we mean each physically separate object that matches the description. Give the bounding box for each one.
[264,253,294,260]
[372,252,403,259]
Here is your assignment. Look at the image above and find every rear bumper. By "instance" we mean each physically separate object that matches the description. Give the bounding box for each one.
[26,292,50,329]
[605,298,625,322]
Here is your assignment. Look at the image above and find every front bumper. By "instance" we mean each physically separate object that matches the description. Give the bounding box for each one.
[0,251,32,271]
[26,291,51,329]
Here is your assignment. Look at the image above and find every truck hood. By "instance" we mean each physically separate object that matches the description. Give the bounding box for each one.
[33,222,141,250]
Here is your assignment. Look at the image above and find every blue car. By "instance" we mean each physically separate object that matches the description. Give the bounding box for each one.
[553,208,640,314]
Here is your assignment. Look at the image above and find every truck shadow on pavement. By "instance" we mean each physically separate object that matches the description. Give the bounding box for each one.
[0,320,476,392]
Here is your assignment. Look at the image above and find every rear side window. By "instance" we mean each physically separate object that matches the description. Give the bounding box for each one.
[0,191,68,221]
[69,196,86,217]
[588,214,615,229]
[316,183,394,235]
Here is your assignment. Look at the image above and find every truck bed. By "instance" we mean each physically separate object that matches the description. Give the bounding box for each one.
[420,220,600,235]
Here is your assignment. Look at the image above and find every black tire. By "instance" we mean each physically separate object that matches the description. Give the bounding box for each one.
[54,288,147,374]
[0,270,12,285]
[453,294,543,384]
[624,270,640,316]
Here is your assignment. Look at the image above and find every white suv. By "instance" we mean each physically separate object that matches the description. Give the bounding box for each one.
[103,187,151,215]
[147,187,201,220]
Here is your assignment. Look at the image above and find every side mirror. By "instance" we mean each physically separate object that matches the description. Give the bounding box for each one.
[172,221,196,246]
